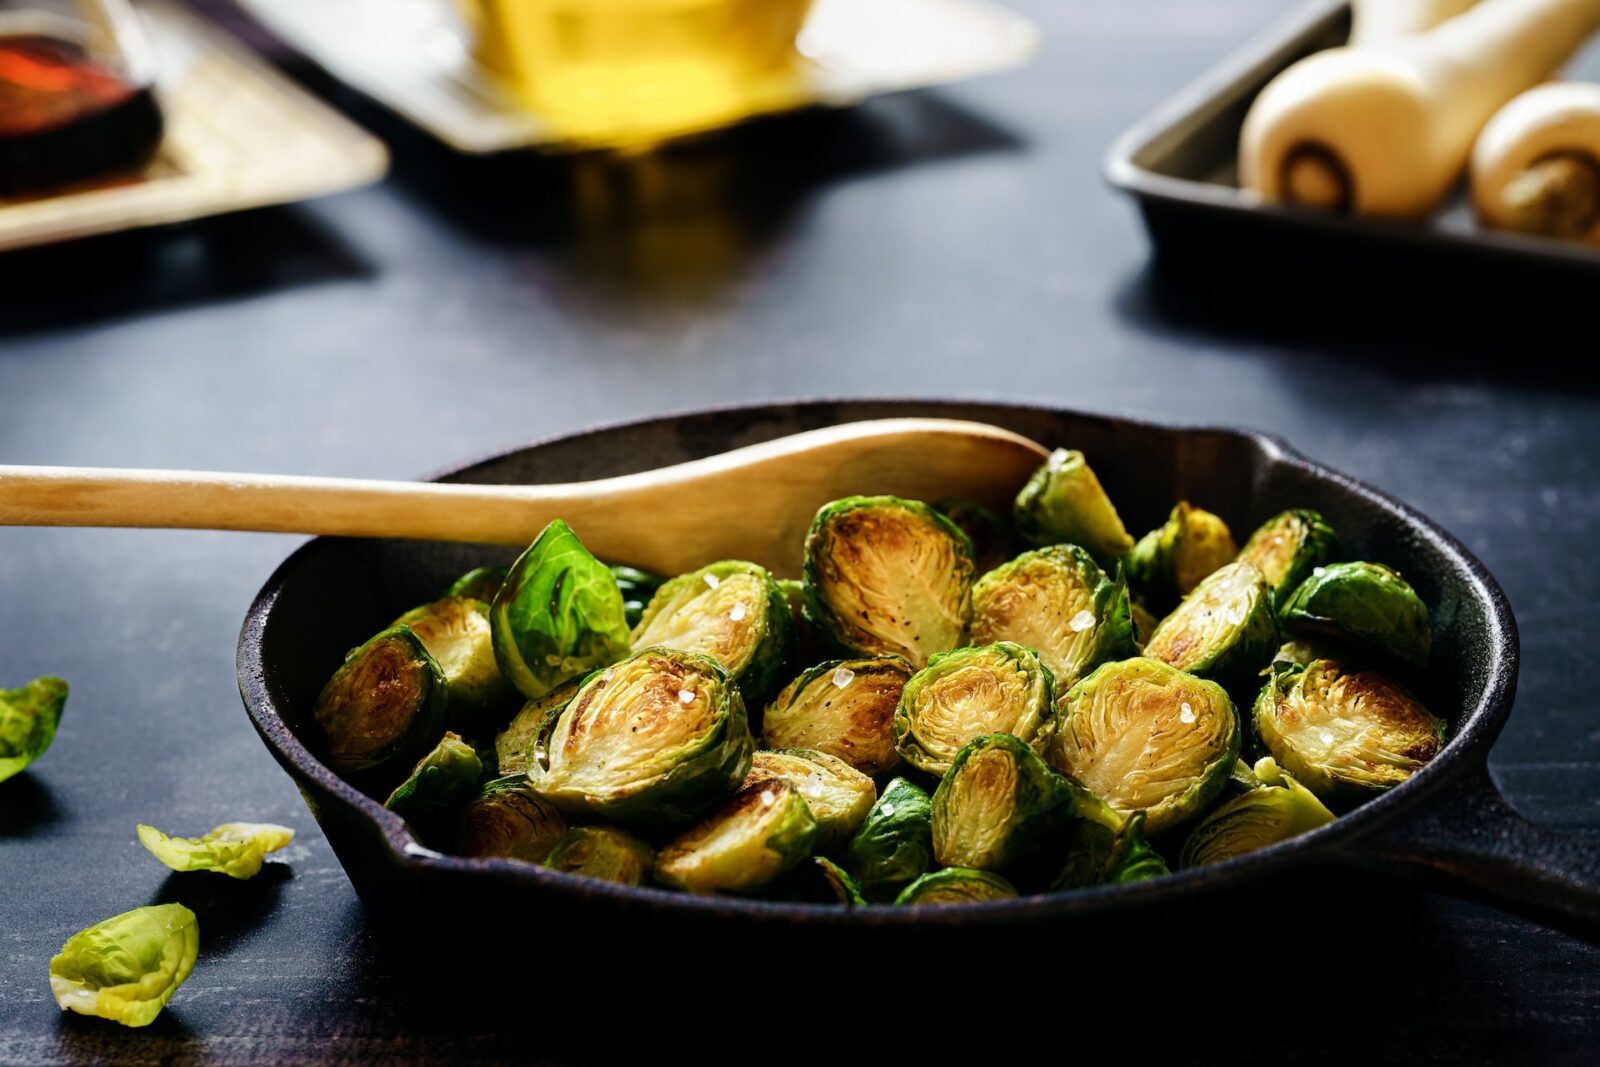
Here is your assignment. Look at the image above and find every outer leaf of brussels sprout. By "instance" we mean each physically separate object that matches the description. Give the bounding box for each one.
[385,731,485,828]
[894,642,1056,777]
[654,777,819,894]
[967,545,1136,693]
[1236,510,1339,609]
[446,565,509,604]
[894,868,1017,906]
[1179,766,1334,867]
[631,560,794,703]
[392,596,516,727]
[840,777,934,898]
[455,775,568,862]
[313,626,448,775]
[1254,659,1444,801]
[1051,808,1169,891]
[1050,657,1239,834]
[931,733,1074,874]
[1281,562,1432,669]
[493,680,579,777]
[935,497,1019,575]
[1130,601,1159,652]
[543,826,655,886]
[769,856,868,905]
[0,675,67,783]
[1127,502,1239,612]
[762,657,911,776]
[136,822,294,880]
[1012,449,1134,563]
[802,495,974,669]
[490,520,632,701]
[1143,561,1280,689]
[527,647,753,830]
[612,565,667,629]
[49,904,199,1027]
[744,749,876,853]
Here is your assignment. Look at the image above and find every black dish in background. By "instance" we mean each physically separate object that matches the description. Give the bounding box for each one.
[236,400,1600,942]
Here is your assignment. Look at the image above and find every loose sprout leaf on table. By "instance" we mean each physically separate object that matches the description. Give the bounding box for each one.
[137,822,295,880]
[49,904,199,1028]
[0,675,67,784]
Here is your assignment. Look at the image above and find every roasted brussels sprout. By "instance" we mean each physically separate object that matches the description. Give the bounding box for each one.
[543,826,655,886]
[631,560,793,702]
[931,733,1073,874]
[1254,659,1444,801]
[49,904,198,1027]
[527,647,752,829]
[136,822,294,880]
[770,856,868,905]
[1143,561,1279,688]
[762,657,911,776]
[895,642,1055,777]
[745,749,876,852]
[446,565,509,604]
[612,565,667,629]
[1236,510,1338,609]
[1179,757,1335,866]
[455,775,569,862]
[490,520,631,701]
[392,596,515,725]
[802,495,974,668]
[1130,601,1159,651]
[840,776,934,898]
[385,731,485,829]
[1281,562,1432,668]
[935,497,1018,574]
[1268,638,1350,671]
[0,674,67,783]
[493,680,579,777]
[1050,657,1238,834]
[313,625,448,775]
[1127,502,1238,611]
[894,868,1017,906]
[1013,449,1135,563]
[967,545,1135,692]
[1051,805,1169,890]
[654,777,818,894]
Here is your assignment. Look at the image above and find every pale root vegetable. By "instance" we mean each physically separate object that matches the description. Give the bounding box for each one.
[1240,0,1600,218]
[1350,0,1479,45]
[1472,81,1600,241]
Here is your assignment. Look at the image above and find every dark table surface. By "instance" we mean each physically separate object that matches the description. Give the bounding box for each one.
[3,1,1598,1063]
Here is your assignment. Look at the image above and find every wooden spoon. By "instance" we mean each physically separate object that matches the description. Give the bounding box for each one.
[0,419,1049,576]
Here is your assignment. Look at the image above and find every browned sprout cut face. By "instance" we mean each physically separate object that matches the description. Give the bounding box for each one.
[313,627,446,775]
[629,560,791,699]
[894,643,1055,777]
[762,658,911,776]
[454,777,568,863]
[743,749,876,851]
[1143,561,1278,686]
[653,778,818,894]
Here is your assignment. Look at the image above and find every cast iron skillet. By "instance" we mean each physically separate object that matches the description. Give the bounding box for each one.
[236,400,1600,939]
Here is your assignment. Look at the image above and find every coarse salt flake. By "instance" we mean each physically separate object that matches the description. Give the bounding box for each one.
[831,667,855,688]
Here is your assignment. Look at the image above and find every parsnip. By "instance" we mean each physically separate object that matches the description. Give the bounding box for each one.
[1472,81,1600,241]
[1350,0,1479,45]
[1240,0,1600,217]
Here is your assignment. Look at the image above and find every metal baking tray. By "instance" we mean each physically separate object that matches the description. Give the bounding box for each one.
[1105,0,1600,278]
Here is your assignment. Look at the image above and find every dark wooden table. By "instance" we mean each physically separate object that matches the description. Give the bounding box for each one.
[2,1,1597,1063]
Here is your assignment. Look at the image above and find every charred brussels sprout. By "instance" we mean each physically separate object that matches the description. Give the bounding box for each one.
[612,565,666,629]
[1143,561,1279,688]
[935,497,1018,574]
[931,733,1073,874]
[1013,449,1134,563]
[802,496,974,668]
[313,625,448,775]
[392,596,515,726]
[1127,502,1239,611]
[895,868,1017,906]
[967,545,1135,692]
[1180,757,1334,866]
[1050,658,1238,834]
[543,826,655,886]
[1237,510,1338,609]
[762,657,911,776]
[493,680,579,777]
[526,647,752,830]
[1051,803,1169,890]
[49,904,199,1028]
[385,731,485,829]
[770,856,868,905]
[446,565,509,603]
[654,777,818,894]
[840,777,934,898]
[0,674,67,783]
[1281,562,1431,668]
[136,822,294,880]
[1254,659,1443,801]
[455,776,569,862]
[631,560,793,702]
[895,642,1055,777]
[744,749,876,852]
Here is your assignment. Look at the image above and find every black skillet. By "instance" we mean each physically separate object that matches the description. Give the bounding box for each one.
[236,400,1600,941]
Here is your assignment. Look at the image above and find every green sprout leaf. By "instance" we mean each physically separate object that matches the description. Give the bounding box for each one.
[49,904,199,1027]
[0,675,68,784]
[136,822,295,880]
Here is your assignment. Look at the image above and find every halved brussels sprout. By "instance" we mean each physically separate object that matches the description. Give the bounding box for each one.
[931,733,1073,874]
[527,647,752,829]
[543,826,655,886]
[0,674,67,783]
[654,777,818,894]
[1236,510,1338,609]
[612,565,667,629]
[385,731,485,829]
[967,545,1135,692]
[802,495,974,669]
[491,520,632,701]
[136,822,294,880]
[493,680,579,777]
[313,625,448,775]
[1013,449,1134,563]
[894,642,1055,777]
[935,497,1019,575]
[1143,561,1279,688]
[894,868,1017,906]
[631,560,794,702]
[49,904,199,1027]
[1127,502,1238,611]
[840,777,934,899]
[744,749,876,852]
[455,775,569,862]
[446,565,509,604]
[1268,638,1351,671]
[770,856,868,906]
[1254,659,1444,801]
[762,657,911,776]
[1281,562,1432,669]
[392,596,515,726]
[1050,657,1238,834]
[1179,757,1335,866]
[1051,805,1169,891]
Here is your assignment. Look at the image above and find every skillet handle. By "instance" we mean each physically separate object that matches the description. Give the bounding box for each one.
[1340,764,1600,939]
